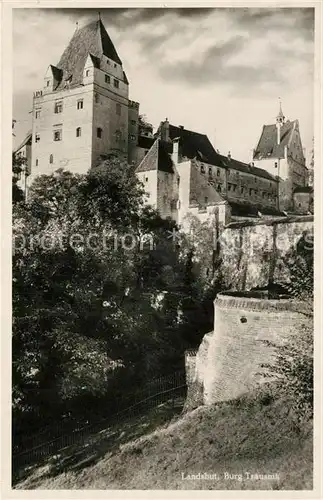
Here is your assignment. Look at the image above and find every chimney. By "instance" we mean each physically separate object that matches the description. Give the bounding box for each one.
[179,125,184,130]
[172,138,179,164]
[227,151,231,161]
[160,117,170,142]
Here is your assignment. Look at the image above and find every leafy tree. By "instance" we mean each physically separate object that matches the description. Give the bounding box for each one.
[12,152,25,204]
[12,155,191,432]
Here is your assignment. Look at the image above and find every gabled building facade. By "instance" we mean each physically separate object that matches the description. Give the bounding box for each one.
[253,103,309,211]
[20,18,309,219]
[136,120,281,226]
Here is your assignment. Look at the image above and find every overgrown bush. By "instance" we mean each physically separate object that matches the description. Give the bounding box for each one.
[260,319,313,425]
[260,234,314,425]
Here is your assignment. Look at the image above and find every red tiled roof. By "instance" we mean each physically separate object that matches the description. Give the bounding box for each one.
[253,120,296,160]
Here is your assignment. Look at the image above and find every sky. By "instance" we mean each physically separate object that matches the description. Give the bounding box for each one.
[12,7,314,164]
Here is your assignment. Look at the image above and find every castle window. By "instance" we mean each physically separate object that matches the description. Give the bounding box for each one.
[105,74,110,84]
[254,177,257,183]
[35,134,40,143]
[274,162,278,169]
[249,188,252,196]
[241,186,244,194]
[76,127,82,137]
[35,109,41,119]
[205,196,208,204]
[145,177,148,182]
[114,79,119,88]
[53,130,62,141]
[217,184,221,192]
[77,100,83,110]
[97,127,102,139]
[85,70,90,77]
[200,165,205,173]
[54,101,63,114]
[131,120,136,126]
[208,167,212,176]
[177,177,180,186]
[233,185,237,192]
[116,103,121,116]
[35,159,38,166]
[228,183,231,191]
[130,134,136,141]
[114,63,117,68]
[217,169,220,177]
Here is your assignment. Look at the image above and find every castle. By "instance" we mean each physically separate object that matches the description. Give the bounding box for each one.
[14,18,312,219]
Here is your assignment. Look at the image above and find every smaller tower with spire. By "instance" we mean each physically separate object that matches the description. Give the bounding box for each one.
[276,98,285,145]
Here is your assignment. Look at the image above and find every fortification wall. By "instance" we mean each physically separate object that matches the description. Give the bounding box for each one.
[186,292,310,407]
[219,215,313,290]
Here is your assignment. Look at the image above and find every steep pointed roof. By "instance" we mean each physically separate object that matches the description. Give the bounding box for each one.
[14,131,32,153]
[136,139,174,174]
[55,19,122,90]
[253,120,297,160]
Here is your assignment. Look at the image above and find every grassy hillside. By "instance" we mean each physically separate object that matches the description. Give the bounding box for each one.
[15,388,312,490]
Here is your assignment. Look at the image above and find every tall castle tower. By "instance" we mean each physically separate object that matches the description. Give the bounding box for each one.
[30,17,139,182]
[253,101,308,211]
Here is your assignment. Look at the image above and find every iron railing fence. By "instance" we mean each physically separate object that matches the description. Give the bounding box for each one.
[12,370,187,473]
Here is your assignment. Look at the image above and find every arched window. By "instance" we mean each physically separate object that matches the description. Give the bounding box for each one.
[76,127,81,137]
[49,154,53,164]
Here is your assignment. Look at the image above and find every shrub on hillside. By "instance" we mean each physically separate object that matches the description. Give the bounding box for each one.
[259,318,313,425]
